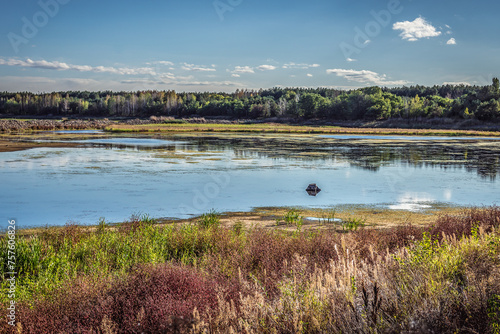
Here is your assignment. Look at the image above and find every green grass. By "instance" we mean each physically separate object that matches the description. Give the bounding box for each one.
[276,209,304,229]
[342,217,366,231]
[0,118,32,121]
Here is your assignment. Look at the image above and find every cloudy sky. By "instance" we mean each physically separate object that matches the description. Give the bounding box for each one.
[0,0,499,92]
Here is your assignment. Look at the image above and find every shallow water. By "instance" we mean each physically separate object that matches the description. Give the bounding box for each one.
[1,132,499,228]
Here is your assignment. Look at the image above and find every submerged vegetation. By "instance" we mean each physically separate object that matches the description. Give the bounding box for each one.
[2,79,500,121]
[1,207,500,333]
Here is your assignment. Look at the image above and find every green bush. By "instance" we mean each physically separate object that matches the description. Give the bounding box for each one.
[342,217,365,231]
[197,209,221,228]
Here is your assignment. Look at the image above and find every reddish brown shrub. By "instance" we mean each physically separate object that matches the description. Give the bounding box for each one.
[430,206,500,240]
[17,263,219,333]
[205,230,342,299]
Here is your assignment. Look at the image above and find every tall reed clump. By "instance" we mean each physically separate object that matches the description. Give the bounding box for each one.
[0,207,499,333]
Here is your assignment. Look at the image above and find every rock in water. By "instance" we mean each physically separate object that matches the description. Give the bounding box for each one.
[306,183,321,196]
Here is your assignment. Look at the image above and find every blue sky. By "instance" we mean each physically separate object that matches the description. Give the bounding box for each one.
[0,0,499,92]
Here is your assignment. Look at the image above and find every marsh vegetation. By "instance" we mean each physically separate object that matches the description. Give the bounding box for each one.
[1,207,500,333]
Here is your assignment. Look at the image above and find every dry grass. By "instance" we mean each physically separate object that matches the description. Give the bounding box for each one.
[105,122,500,137]
[216,205,467,231]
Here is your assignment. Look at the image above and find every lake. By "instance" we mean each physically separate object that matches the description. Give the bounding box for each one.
[1,131,499,228]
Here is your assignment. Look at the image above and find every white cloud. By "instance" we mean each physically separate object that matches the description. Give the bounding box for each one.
[175,75,196,81]
[180,63,216,72]
[231,66,255,74]
[306,73,313,77]
[346,58,357,62]
[175,80,240,87]
[231,74,240,78]
[443,81,470,86]
[157,72,177,81]
[393,17,441,41]
[0,58,157,76]
[446,38,456,45]
[121,75,240,88]
[442,24,453,35]
[0,75,241,93]
[326,68,409,86]
[282,62,320,69]
[0,75,114,92]
[257,65,276,71]
[120,79,159,84]
[147,60,174,66]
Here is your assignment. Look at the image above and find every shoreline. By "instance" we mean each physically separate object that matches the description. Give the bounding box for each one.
[9,204,469,235]
[0,139,80,153]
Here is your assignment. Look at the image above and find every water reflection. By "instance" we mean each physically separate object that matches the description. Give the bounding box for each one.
[35,132,500,178]
[181,135,500,179]
[1,132,499,227]
[388,192,434,211]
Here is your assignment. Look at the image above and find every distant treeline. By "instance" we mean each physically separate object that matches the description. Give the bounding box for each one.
[1,79,500,120]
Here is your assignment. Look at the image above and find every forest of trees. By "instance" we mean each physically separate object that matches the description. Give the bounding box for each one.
[1,79,499,121]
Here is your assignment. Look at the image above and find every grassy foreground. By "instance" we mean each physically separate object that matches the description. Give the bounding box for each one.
[1,208,500,333]
[104,122,500,137]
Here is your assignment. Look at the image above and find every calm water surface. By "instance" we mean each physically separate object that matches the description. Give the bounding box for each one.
[1,132,499,227]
